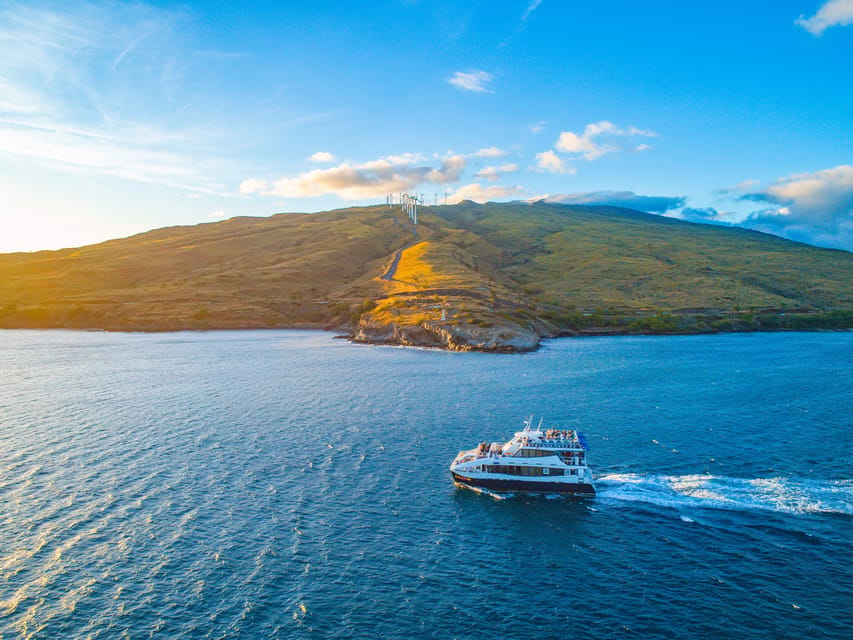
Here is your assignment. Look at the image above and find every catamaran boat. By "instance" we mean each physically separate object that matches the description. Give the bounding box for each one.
[450,417,595,497]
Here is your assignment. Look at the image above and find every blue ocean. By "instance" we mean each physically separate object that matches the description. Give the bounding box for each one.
[1,330,851,639]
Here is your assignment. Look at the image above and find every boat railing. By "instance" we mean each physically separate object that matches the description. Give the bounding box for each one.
[461,451,586,462]
[518,439,582,449]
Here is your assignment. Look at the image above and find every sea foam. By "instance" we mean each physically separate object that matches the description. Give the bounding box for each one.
[596,473,853,516]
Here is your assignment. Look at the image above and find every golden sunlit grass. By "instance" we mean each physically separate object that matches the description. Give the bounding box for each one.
[384,241,471,291]
[390,242,439,287]
[374,227,520,327]
[368,298,432,326]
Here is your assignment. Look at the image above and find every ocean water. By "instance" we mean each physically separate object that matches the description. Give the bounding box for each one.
[0,330,850,639]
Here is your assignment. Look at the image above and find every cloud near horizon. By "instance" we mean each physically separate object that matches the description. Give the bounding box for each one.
[543,190,685,213]
[241,153,469,199]
[677,207,731,224]
[242,147,521,200]
[737,165,853,250]
[796,0,853,35]
[447,183,522,204]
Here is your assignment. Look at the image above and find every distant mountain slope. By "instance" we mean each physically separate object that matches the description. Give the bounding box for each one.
[430,201,853,313]
[1,202,851,350]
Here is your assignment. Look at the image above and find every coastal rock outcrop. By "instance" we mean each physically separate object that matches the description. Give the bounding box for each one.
[351,318,541,352]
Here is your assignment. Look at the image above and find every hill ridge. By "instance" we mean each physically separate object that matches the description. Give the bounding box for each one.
[1,202,851,351]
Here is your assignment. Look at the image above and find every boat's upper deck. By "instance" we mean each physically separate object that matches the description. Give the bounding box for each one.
[505,428,587,453]
[454,420,590,466]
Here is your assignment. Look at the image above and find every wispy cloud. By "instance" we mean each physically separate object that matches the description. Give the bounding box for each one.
[0,117,230,195]
[522,0,544,21]
[447,70,494,93]
[474,164,519,182]
[499,0,545,47]
[0,77,47,115]
[796,0,853,35]
[194,49,251,60]
[0,2,241,195]
[716,179,761,197]
[554,121,658,161]
[472,146,506,158]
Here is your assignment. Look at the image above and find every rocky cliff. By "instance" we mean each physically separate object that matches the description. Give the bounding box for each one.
[351,317,541,352]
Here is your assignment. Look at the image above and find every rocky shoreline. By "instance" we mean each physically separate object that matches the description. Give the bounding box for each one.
[1,310,849,353]
[350,318,541,352]
[347,308,853,352]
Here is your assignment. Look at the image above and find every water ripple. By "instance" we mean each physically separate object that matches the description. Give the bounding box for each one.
[0,330,851,639]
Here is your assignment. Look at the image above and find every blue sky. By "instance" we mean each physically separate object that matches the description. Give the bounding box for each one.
[1,0,852,252]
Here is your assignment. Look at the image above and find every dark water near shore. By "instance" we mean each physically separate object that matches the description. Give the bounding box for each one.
[1,330,851,639]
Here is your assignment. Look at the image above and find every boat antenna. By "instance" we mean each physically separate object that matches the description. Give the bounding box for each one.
[537,417,543,430]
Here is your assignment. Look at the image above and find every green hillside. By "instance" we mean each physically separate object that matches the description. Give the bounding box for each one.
[1,201,851,349]
[428,201,853,319]
[0,206,409,330]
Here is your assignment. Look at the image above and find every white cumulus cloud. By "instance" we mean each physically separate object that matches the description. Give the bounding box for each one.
[739,165,853,250]
[745,165,853,216]
[239,178,268,194]
[796,0,853,35]
[534,150,575,174]
[309,151,336,163]
[554,121,658,161]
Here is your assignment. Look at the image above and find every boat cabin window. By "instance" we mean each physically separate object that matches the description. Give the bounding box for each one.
[518,448,553,457]
[484,465,565,477]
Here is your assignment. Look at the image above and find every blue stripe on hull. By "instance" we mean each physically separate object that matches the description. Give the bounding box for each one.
[451,472,595,497]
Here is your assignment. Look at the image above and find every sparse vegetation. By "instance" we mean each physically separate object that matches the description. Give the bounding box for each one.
[0,202,850,345]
